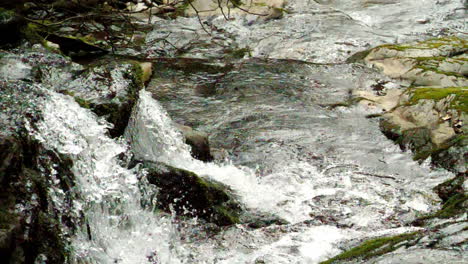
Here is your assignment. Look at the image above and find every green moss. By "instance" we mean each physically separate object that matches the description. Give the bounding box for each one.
[225,47,252,59]
[346,49,372,63]
[128,60,145,89]
[415,65,465,78]
[21,23,46,46]
[413,56,447,62]
[321,232,422,264]
[60,90,92,109]
[378,43,416,52]
[424,36,467,49]
[438,193,468,218]
[213,205,240,225]
[0,8,14,20]
[414,193,467,226]
[378,36,467,51]
[408,87,468,113]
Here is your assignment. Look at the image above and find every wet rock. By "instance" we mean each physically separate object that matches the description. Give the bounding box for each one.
[241,211,288,229]
[176,124,214,162]
[139,161,242,226]
[434,173,465,203]
[62,59,144,137]
[379,87,466,173]
[0,48,81,84]
[364,37,468,87]
[0,123,76,264]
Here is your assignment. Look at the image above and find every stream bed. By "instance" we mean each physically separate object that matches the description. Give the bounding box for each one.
[1,0,466,263]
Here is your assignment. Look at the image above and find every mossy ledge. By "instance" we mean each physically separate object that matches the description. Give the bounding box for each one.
[407,87,467,113]
[320,232,423,264]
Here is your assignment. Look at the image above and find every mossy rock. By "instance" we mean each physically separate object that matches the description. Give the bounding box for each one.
[434,172,466,203]
[430,135,467,173]
[365,37,468,87]
[38,32,109,60]
[0,132,76,264]
[346,49,371,63]
[61,59,143,137]
[413,193,467,227]
[371,36,467,55]
[407,87,467,114]
[140,161,242,226]
[380,85,466,172]
[321,231,423,264]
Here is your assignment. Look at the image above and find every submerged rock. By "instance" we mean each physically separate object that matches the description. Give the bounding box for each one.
[176,124,214,162]
[139,161,242,226]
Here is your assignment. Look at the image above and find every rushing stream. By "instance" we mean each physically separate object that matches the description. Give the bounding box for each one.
[29,61,453,263]
[2,0,466,263]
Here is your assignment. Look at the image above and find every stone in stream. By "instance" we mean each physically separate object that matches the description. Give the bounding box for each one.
[363,36,467,87]
[60,59,145,138]
[350,36,467,173]
[137,160,288,227]
[175,124,214,162]
[138,161,242,226]
[378,87,467,173]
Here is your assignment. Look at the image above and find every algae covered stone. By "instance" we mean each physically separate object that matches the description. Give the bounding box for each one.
[364,37,468,87]
[380,86,467,172]
[140,161,242,226]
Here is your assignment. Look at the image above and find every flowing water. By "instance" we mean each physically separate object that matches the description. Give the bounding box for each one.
[18,0,467,263]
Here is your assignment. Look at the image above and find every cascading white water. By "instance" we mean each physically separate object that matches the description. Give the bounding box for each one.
[29,90,191,264]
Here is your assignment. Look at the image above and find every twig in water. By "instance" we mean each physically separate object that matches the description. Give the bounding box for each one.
[354,171,396,180]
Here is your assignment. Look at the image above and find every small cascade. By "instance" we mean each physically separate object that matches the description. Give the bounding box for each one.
[30,90,188,264]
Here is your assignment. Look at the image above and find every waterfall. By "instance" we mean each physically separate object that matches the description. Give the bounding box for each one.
[30,90,188,264]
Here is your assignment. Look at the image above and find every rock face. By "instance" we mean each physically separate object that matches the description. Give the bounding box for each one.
[62,59,144,137]
[139,161,242,226]
[358,36,467,173]
[0,78,78,264]
[365,37,467,87]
